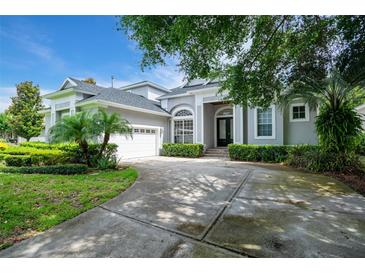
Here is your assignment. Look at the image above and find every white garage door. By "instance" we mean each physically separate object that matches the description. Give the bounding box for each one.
[110,127,159,159]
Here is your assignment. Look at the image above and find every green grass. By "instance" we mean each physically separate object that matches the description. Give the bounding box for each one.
[0,167,138,250]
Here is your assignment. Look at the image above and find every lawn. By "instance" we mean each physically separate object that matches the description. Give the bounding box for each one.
[0,167,138,250]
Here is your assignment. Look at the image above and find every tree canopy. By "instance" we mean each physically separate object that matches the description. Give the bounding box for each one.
[119,16,365,108]
[7,81,44,141]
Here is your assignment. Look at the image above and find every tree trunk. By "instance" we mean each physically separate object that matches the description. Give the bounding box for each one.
[80,141,91,167]
[96,133,110,160]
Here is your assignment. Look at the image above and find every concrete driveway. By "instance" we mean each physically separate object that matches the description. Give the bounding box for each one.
[1,157,365,257]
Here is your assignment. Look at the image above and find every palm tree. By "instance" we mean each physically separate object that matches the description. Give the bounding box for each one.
[93,110,132,159]
[280,69,365,153]
[49,112,95,166]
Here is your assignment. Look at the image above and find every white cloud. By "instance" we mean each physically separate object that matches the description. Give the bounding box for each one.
[0,25,66,71]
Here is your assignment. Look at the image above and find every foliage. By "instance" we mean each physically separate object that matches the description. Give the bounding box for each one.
[282,70,364,153]
[7,81,44,141]
[0,142,9,151]
[18,141,118,166]
[0,113,12,140]
[0,145,68,166]
[82,78,96,85]
[4,155,32,167]
[119,16,365,108]
[0,167,138,249]
[228,144,293,163]
[49,112,95,166]
[92,109,132,159]
[0,164,88,175]
[49,110,130,167]
[162,143,204,158]
[95,155,119,170]
[287,146,361,173]
[356,132,365,156]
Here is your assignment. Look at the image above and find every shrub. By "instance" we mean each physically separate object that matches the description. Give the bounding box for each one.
[228,144,293,163]
[355,132,365,156]
[1,146,68,166]
[95,155,119,170]
[162,144,204,158]
[4,155,32,167]
[0,142,9,151]
[0,164,88,175]
[286,145,361,172]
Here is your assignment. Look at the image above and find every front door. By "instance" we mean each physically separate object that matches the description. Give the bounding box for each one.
[217,117,233,146]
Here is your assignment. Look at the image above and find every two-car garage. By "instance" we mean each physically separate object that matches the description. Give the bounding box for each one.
[110,126,161,159]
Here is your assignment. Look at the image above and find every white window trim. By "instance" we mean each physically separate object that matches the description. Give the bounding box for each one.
[254,105,276,140]
[290,103,310,122]
[171,106,194,144]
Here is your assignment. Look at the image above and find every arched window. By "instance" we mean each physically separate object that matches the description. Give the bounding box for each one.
[216,107,233,117]
[173,108,194,144]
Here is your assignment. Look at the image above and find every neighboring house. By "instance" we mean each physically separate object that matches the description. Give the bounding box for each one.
[356,104,365,130]
[35,77,318,159]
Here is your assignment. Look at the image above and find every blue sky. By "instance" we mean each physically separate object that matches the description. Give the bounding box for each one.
[0,16,183,111]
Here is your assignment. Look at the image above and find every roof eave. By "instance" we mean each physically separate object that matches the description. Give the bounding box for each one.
[76,99,171,117]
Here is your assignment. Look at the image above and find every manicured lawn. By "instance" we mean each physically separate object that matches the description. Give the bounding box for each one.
[0,168,138,250]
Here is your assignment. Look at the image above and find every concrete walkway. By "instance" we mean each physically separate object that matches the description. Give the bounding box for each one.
[1,157,365,257]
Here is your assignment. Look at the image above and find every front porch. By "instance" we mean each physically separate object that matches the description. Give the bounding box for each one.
[197,100,246,149]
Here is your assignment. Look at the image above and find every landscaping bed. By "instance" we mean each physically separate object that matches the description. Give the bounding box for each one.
[0,167,138,250]
[162,143,204,158]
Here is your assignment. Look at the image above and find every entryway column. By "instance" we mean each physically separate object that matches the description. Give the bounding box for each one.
[195,96,204,144]
[234,105,243,144]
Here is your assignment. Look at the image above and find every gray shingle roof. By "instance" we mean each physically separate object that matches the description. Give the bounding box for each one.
[77,87,170,115]
[67,77,107,94]
[158,81,221,99]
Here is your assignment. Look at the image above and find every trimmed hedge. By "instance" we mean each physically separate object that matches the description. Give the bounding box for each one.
[1,146,68,166]
[19,142,118,165]
[228,144,292,163]
[4,155,32,167]
[0,142,8,151]
[162,144,204,158]
[0,164,88,175]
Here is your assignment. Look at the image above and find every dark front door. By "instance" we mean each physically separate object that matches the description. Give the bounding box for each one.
[217,117,233,146]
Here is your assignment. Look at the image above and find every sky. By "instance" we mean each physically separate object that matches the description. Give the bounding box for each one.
[0,16,184,111]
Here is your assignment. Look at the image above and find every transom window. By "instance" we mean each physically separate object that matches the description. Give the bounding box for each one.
[216,108,233,117]
[173,108,194,144]
[290,103,309,122]
[175,109,193,117]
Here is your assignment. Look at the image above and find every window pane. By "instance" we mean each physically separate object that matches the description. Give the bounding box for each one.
[292,105,306,120]
[257,108,273,137]
[175,110,192,117]
[174,119,193,144]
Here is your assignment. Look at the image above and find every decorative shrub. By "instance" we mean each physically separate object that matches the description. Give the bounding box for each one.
[0,164,88,175]
[1,146,68,166]
[228,144,293,163]
[0,142,9,151]
[287,146,361,173]
[12,142,119,167]
[162,144,204,158]
[4,155,32,167]
[355,132,365,156]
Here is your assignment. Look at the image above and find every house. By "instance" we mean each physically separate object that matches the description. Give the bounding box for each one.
[36,77,318,159]
[356,104,365,130]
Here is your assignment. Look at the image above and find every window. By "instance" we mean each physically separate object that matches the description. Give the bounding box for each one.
[254,106,275,139]
[175,109,193,117]
[134,128,140,133]
[173,108,194,144]
[290,103,309,122]
[216,108,233,117]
